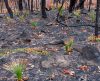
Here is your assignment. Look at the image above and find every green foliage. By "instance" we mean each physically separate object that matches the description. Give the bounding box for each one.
[19,15,25,22]
[16,11,29,22]
[24,10,29,17]
[96,38,100,42]
[73,10,81,18]
[31,21,38,27]
[88,10,96,22]
[0,52,4,56]
[3,59,27,81]
[58,7,64,16]
[51,6,55,11]
[6,16,14,22]
[0,48,49,57]
[12,64,23,80]
[88,35,100,42]
[65,38,74,53]
[14,12,19,16]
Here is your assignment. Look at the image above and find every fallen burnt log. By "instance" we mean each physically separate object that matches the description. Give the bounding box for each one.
[56,12,95,28]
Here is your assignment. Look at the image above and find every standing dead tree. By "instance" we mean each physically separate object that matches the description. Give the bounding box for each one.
[69,0,85,13]
[4,0,13,18]
[95,0,100,36]
[18,0,23,11]
[88,0,92,11]
[0,0,3,13]
[69,0,77,12]
[41,0,47,18]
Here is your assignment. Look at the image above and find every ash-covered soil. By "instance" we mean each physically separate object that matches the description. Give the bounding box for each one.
[0,10,100,81]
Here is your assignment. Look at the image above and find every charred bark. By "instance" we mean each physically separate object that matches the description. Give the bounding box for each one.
[69,0,77,13]
[0,0,3,13]
[69,0,85,12]
[4,0,13,18]
[31,0,33,12]
[18,0,23,11]
[88,0,92,11]
[28,0,30,10]
[95,0,100,36]
[76,0,85,9]
[41,0,47,18]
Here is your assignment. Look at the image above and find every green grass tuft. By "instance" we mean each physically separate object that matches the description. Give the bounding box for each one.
[31,22,38,27]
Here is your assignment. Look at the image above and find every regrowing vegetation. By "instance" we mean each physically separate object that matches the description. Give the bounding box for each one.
[0,0,100,81]
[3,59,28,81]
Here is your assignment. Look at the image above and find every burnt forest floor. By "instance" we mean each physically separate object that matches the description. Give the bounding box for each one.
[0,9,100,81]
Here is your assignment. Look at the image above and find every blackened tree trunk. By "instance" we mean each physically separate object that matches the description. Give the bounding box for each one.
[36,0,38,10]
[4,0,13,18]
[79,0,85,9]
[0,0,3,13]
[95,0,100,36]
[31,0,33,12]
[69,0,77,13]
[28,0,30,10]
[41,0,47,18]
[18,0,23,11]
[88,0,92,11]
[76,0,85,9]
[23,0,28,10]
